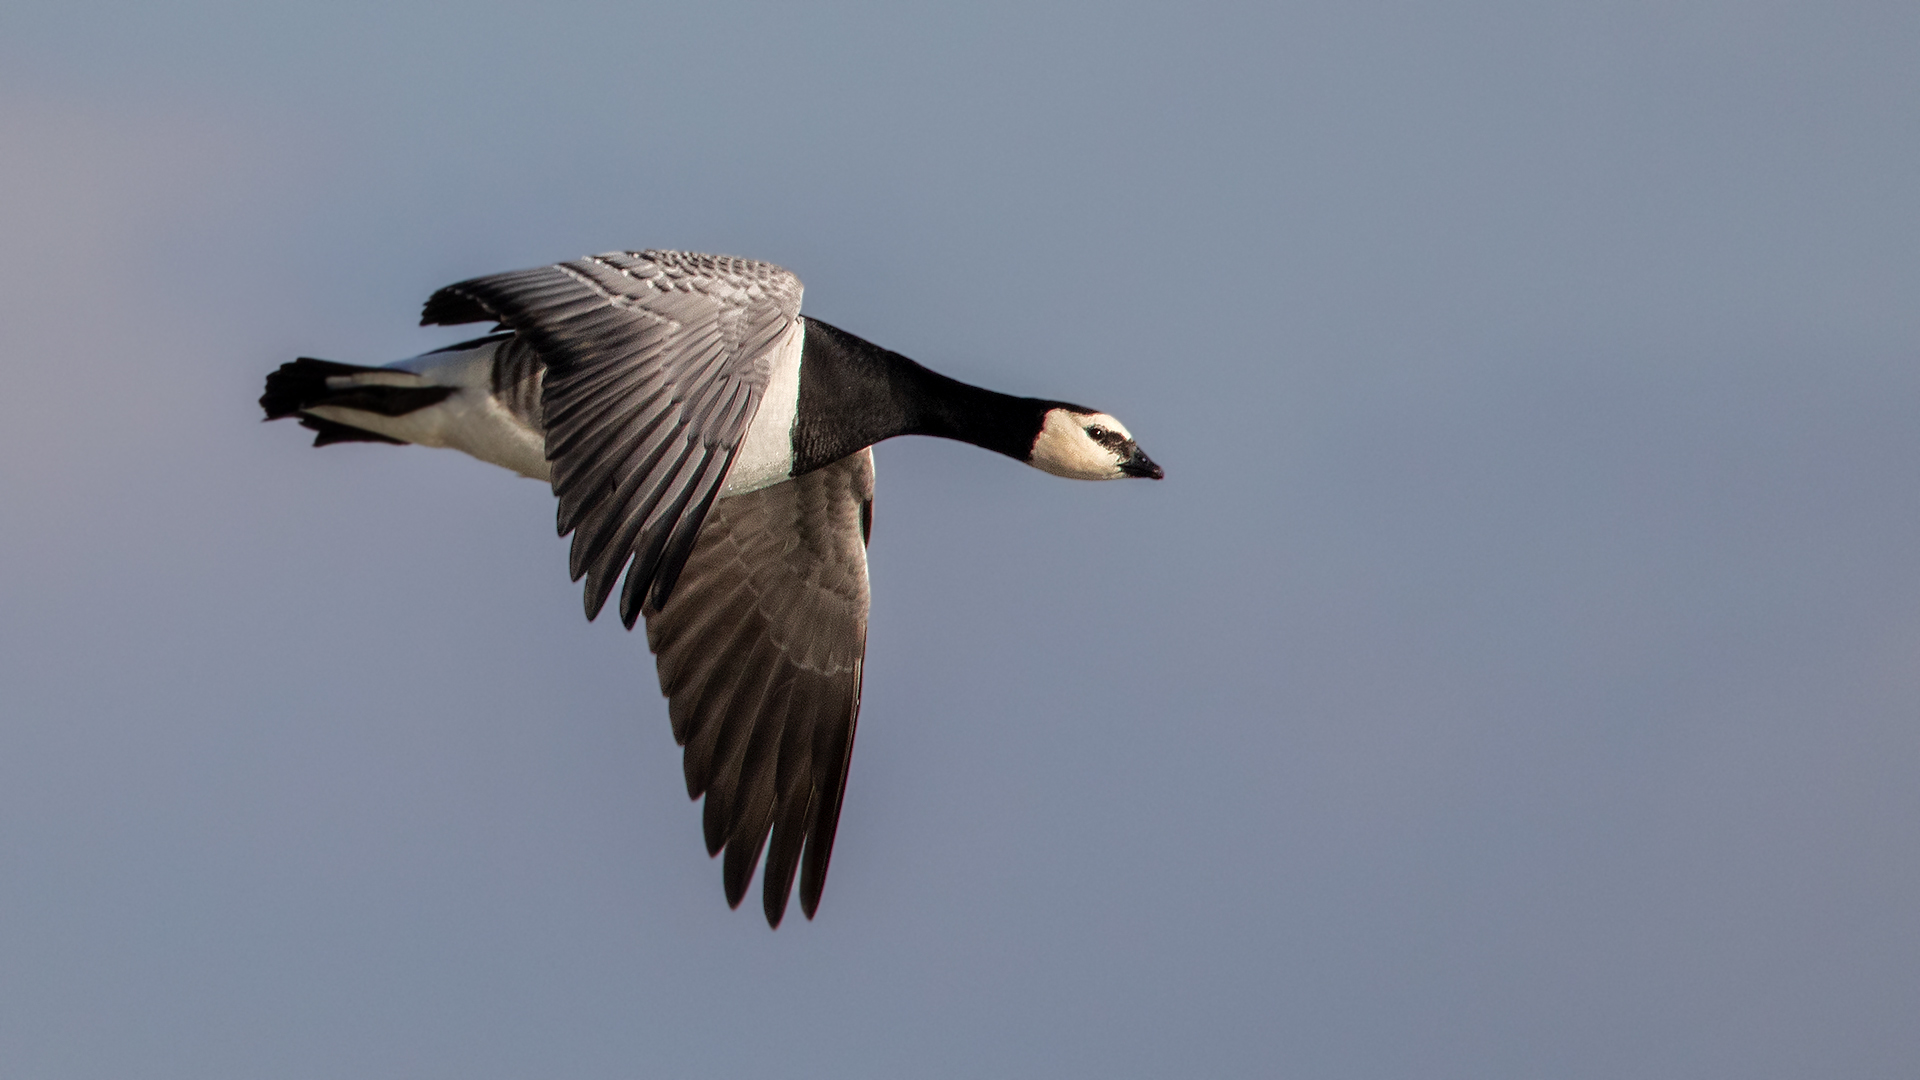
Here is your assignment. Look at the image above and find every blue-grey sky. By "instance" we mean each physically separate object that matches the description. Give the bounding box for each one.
[3,2,1918,1076]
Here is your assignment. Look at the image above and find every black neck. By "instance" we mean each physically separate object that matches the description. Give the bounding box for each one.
[791,317,1059,475]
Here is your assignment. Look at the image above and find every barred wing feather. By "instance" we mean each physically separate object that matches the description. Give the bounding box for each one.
[422,250,804,623]
[642,449,874,926]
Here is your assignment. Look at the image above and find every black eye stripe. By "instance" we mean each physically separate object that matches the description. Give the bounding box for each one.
[1085,425,1128,452]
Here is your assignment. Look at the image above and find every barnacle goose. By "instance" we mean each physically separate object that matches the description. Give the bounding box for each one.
[260,250,1161,927]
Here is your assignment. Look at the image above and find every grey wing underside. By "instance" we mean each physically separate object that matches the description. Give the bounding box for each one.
[643,449,874,927]
[421,250,804,623]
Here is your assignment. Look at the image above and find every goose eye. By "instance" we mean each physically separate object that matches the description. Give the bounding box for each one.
[1086,425,1109,440]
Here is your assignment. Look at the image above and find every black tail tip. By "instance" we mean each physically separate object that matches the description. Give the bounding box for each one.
[259,357,373,420]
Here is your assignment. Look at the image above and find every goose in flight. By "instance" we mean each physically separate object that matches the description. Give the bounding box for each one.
[260,250,1161,927]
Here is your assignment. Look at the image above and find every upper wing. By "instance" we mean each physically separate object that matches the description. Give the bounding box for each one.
[422,250,804,623]
[643,449,874,927]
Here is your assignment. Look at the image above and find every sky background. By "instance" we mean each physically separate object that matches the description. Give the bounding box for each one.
[3,2,1918,1076]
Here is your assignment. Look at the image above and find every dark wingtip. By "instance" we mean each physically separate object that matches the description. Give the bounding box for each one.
[703,791,729,858]
[420,285,496,327]
[723,853,754,911]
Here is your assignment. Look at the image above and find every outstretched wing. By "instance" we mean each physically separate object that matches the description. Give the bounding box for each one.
[643,450,874,927]
[422,250,804,623]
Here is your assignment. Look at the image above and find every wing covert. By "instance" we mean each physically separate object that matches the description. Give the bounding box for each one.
[422,250,804,622]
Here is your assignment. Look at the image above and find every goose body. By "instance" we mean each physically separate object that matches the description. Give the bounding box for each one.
[261,249,1160,926]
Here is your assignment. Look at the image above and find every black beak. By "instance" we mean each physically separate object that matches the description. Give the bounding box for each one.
[1119,444,1164,480]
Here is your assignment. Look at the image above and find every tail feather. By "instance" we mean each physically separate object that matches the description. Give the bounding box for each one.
[298,414,408,446]
[261,357,454,447]
[261,358,378,420]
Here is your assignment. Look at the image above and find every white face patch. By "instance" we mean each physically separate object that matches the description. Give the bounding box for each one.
[1029,409,1133,480]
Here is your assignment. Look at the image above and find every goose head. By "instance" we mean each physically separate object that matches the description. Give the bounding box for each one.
[1028,407,1163,481]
